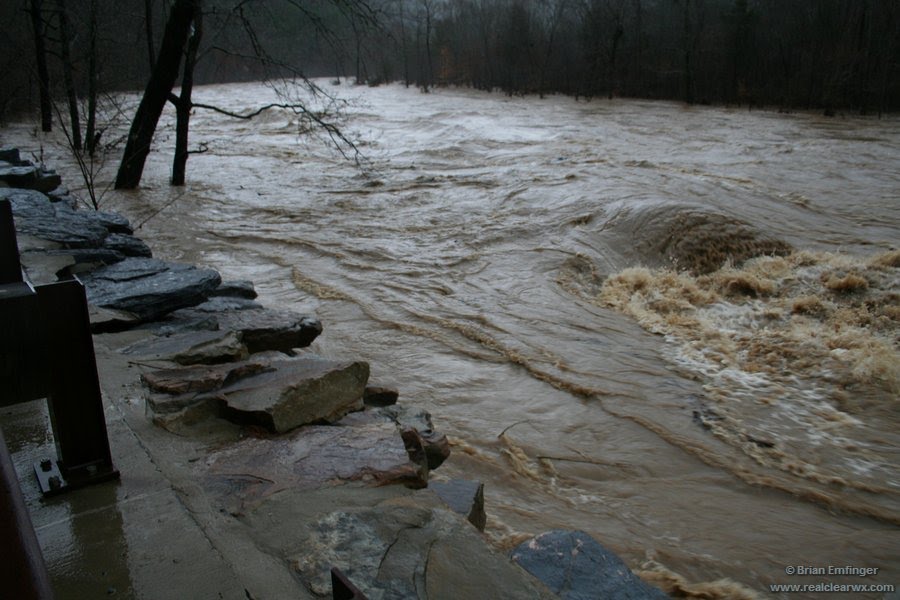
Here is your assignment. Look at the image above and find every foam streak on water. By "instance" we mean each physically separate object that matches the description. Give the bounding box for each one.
[5,82,900,596]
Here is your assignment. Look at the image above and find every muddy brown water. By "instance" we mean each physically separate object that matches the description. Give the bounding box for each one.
[5,82,899,597]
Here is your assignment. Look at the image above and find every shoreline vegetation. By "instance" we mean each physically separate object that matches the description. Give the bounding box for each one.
[2,0,899,129]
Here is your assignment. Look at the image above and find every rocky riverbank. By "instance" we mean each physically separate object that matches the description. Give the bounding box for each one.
[1,146,670,599]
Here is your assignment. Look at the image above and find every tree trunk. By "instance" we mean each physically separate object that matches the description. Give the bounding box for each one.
[57,0,82,151]
[398,0,410,87]
[145,0,156,68]
[115,0,199,190]
[172,9,202,186]
[86,0,98,156]
[682,0,694,104]
[28,0,52,132]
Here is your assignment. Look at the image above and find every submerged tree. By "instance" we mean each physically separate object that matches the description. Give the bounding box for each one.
[27,0,53,132]
[115,0,372,189]
[115,0,200,189]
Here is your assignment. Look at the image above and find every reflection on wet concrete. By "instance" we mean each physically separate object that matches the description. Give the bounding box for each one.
[1,386,248,600]
[2,400,133,598]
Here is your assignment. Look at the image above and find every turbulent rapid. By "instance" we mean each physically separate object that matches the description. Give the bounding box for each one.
[7,82,899,596]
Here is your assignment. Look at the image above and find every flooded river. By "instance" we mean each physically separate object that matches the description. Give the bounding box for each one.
[6,82,899,596]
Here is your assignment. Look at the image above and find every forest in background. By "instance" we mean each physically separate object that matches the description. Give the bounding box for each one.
[2,0,899,126]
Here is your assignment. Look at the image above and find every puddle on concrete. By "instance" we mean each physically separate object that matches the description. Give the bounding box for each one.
[1,400,135,599]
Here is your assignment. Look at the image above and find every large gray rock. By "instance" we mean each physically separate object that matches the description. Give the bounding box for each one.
[204,421,428,499]
[88,305,141,333]
[290,495,555,600]
[94,211,134,234]
[123,329,248,365]
[510,530,668,600]
[102,233,152,257]
[340,405,451,470]
[142,358,273,396]
[0,164,61,192]
[0,147,22,163]
[2,187,108,247]
[166,302,322,353]
[51,247,125,266]
[81,257,221,321]
[215,356,369,433]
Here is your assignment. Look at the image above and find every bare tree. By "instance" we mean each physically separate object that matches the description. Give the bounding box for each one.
[171,7,202,186]
[115,0,200,189]
[28,0,53,132]
[117,0,371,189]
[85,0,99,155]
[56,0,82,150]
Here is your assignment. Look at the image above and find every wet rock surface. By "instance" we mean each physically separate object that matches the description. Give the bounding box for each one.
[203,421,428,505]
[163,302,322,353]
[2,187,109,247]
[81,257,222,321]
[340,405,451,469]
[125,329,249,365]
[215,356,369,433]
[291,495,554,600]
[88,305,141,333]
[511,530,669,600]
[102,232,152,257]
[0,161,61,192]
[142,358,274,396]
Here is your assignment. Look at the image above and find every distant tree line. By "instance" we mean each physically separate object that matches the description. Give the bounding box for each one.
[3,0,899,127]
[356,0,900,113]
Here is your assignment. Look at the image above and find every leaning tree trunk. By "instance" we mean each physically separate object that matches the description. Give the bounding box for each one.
[115,0,199,190]
[171,9,202,186]
[28,0,52,132]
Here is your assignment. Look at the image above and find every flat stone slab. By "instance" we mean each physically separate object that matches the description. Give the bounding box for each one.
[339,405,450,469]
[216,357,369,432]
[88,305,141,333]
[166,302,322,353]
[290,495,555,599]
[94,211,134,234]
[142,359,273,396]
[2,187,108,247]
[124,329,248,365]
[103,233,152,257]
[203,421,427,504]
[81,257,222,321]
[510,530,668,600]
[0,164,61,192]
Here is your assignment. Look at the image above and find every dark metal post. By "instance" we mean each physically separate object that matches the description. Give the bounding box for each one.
[331,567,368,600]
[33,279,119,494]
[0,199,23,283]
[1,198,119,495]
